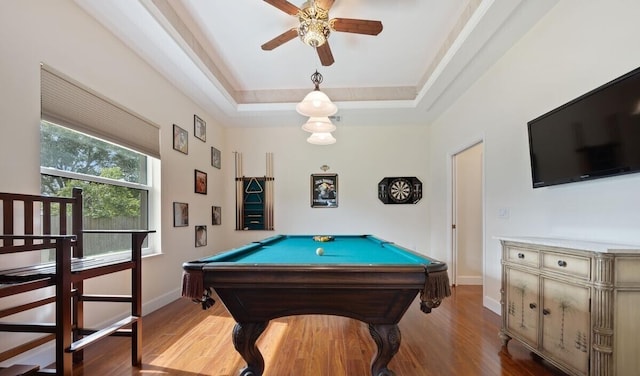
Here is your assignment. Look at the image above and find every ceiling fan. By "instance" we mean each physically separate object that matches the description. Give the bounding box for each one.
[261,0,383,66]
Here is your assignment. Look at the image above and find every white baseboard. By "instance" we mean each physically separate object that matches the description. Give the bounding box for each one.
[483,295,501,315]
[0,288,182,369]
[456,275,483,285]
[143,288,182,315]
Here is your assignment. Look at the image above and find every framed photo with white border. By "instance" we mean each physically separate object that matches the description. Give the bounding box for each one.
[195,169,207,195]
[195,225,207,247]
[173,202,189,227]
[212,206,221,225]
[173,124,188,154]
[211,147,221,169]
[194,114,206,142]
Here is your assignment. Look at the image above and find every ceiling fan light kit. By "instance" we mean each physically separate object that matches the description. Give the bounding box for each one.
[297,3,331,48]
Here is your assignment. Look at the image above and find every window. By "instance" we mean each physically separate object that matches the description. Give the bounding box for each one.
[40,65,161,258]
[40,121,154,258]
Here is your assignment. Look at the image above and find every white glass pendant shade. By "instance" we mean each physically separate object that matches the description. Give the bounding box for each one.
[301,117,336,133]
[296,90,337,117]
[307,132,336,145]
[298,71,337,144]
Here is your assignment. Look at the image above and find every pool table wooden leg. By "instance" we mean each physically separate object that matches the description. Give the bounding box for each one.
[369,323,401,376]
[233,321,268,376]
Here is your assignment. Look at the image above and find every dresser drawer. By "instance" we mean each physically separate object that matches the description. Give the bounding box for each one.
[616,258,640,285]
[542,252,591,279]
[506,247,539,267]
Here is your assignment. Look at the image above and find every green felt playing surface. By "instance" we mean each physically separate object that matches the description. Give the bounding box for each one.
[200,235,434,265]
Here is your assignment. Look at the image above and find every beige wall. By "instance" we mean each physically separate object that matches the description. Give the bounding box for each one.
[0,0,226,365]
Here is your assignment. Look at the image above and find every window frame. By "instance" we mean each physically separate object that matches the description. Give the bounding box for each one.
[40,125,159,257]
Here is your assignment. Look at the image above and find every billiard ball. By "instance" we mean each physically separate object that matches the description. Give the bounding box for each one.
[316,247,324,256]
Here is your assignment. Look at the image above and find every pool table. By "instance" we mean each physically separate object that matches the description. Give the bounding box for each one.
[182,235,450,376]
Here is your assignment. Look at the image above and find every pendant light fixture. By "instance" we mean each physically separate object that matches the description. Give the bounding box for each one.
[297,70,337,145]
[301,116,336,133]
[306,131,336,145]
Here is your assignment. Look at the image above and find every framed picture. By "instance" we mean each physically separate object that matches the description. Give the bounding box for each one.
[211,147,221,169]
[195,169,207,194]
[212,206,221,225]
[173,124,188,154]
[195,225,207,247]
[311,173,338,208]
[194,114,206,142]
[173,202,189,227]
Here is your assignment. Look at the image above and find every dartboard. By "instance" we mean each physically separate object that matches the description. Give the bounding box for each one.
[389,178,412,203]
[378,177,422,204]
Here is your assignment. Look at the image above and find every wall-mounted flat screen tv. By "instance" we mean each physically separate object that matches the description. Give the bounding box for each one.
[528,66,640,188]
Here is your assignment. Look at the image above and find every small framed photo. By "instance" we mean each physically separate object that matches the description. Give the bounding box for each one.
[195,169,207,194]
[173,202,189,227]
[311,173,338,208]
[194,114,206,142]
[195,225,207,247]
[173,124,188,154]
[212,206,222,225]
[211,147,221,169]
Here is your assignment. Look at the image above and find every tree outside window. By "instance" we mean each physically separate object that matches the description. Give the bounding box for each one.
[40,121,151,257]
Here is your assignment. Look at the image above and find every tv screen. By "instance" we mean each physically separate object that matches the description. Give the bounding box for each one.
[528,66,640,188]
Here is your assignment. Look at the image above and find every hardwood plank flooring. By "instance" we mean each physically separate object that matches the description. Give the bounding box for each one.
[64,286,567,375]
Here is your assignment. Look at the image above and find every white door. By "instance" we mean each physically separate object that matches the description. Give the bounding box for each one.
[452,142,483,285]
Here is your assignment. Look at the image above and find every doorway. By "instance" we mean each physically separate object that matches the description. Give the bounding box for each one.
[451,142,483,286]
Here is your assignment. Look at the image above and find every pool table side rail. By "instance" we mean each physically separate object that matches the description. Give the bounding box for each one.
[182,265,451,313]
[198,264,429,286]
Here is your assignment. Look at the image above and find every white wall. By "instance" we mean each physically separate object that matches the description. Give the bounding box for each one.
[428,0,640,313]
[224,124,432,253]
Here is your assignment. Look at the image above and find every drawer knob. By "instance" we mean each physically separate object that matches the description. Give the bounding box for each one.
[517,253,525,259]
[543,308,551,316]
[557,260,567,267]
[529,303,537,309]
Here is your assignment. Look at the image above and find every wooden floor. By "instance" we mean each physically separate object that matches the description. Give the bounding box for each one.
[64,285,567,375]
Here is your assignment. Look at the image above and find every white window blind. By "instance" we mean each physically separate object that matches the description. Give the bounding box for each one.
[40,65,161,159]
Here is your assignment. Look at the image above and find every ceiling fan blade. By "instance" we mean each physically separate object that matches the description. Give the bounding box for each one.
[331,18,383,36]
[317,43,334,66]
[261,28,299,50]
[316,0,335,11]
[263,0,301,16]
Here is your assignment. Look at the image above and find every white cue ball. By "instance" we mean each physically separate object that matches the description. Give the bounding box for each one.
[316,247,324,256]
